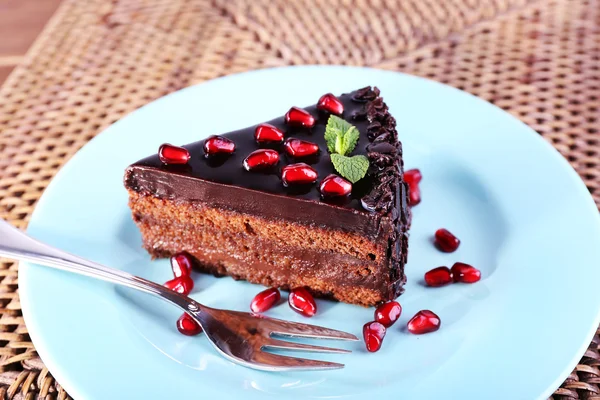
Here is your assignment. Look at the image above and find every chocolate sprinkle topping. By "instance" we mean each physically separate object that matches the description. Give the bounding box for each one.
[353,86,410,297]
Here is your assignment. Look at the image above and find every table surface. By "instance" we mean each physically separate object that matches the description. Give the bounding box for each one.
[0,0,62,84]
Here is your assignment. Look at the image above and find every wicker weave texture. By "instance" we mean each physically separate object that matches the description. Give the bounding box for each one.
[0,0,599,398]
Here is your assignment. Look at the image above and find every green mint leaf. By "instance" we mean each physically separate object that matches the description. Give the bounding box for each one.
[325,115,354,154]
[341,126,359,156]
[334,134,344,154]
[330,154,369,183]
[325,115,370,182]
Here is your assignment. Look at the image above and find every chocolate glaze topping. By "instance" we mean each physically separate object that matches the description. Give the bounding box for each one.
[125,87,409,298]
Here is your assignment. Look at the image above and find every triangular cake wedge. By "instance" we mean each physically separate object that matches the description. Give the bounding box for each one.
[124,87,410,306]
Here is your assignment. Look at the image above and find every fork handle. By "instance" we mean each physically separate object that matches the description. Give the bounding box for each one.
[0,219,202,313]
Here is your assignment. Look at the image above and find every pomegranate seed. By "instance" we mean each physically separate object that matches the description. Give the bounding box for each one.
[408,183,421,206]
[281,163,318,186]
[451,262,481,283]
[404,169,422,186]
[407,310,441,334]
[176,313,202,336]
[164,276,194,295]
[243,149,279,171]
[374,301,402,327]
[158,143,190,165]
[170,252,194,277]
[319,174,352,197]
[255,124,285,144]
[317,93,344,115]
[363,321,386,352]
[435,228,460,252]
[283,138,319,158]
[288,287,317,317]
[285,107,315,128]
[250,288,281,313]
[203,135,235,155]
[424,266,453,287]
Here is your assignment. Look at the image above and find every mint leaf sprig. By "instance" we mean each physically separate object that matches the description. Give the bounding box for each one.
[324,116,359,156]
[324,115,369,183]
[330,154,369,184]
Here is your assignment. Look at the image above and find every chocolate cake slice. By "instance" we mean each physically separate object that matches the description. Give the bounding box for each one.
[124,87,410,306]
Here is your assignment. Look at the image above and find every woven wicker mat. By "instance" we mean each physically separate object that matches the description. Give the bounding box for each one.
[0,0,599,398]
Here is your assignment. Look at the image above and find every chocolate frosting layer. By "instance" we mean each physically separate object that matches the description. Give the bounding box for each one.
[127,167,383,238]
[128,90,380,210]
[125,87,410,298]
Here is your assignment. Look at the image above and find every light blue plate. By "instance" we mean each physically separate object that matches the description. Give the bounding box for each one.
[19,66,600,399]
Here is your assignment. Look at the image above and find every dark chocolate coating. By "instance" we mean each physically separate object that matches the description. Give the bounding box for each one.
[129,91,378,210]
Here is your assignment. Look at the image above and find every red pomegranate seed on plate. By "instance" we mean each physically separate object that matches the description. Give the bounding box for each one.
[317,93,344,115]
[435,228,461,252]
[284,138,319,158]
[451,262,481,283]
[363,321,386,352]
[408,183,421,206]
[176,313,203,336]
[250,288,281,313]
[203,135,235,155]
[158,143,190,165]
[170,252,194,277]
[288,287,317,317]
[319,174,352,197]
[407,310,441,334]
[424,266,453,287]
[255,124,285,144]
[281,163,318,186]
[164,276,194,296]
[285,107,315,128]
[404,169,422,186]
[243,149,280,171]
[374,301,402,327]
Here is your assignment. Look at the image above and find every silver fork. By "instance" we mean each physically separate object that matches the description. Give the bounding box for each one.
[0,220,358,371]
